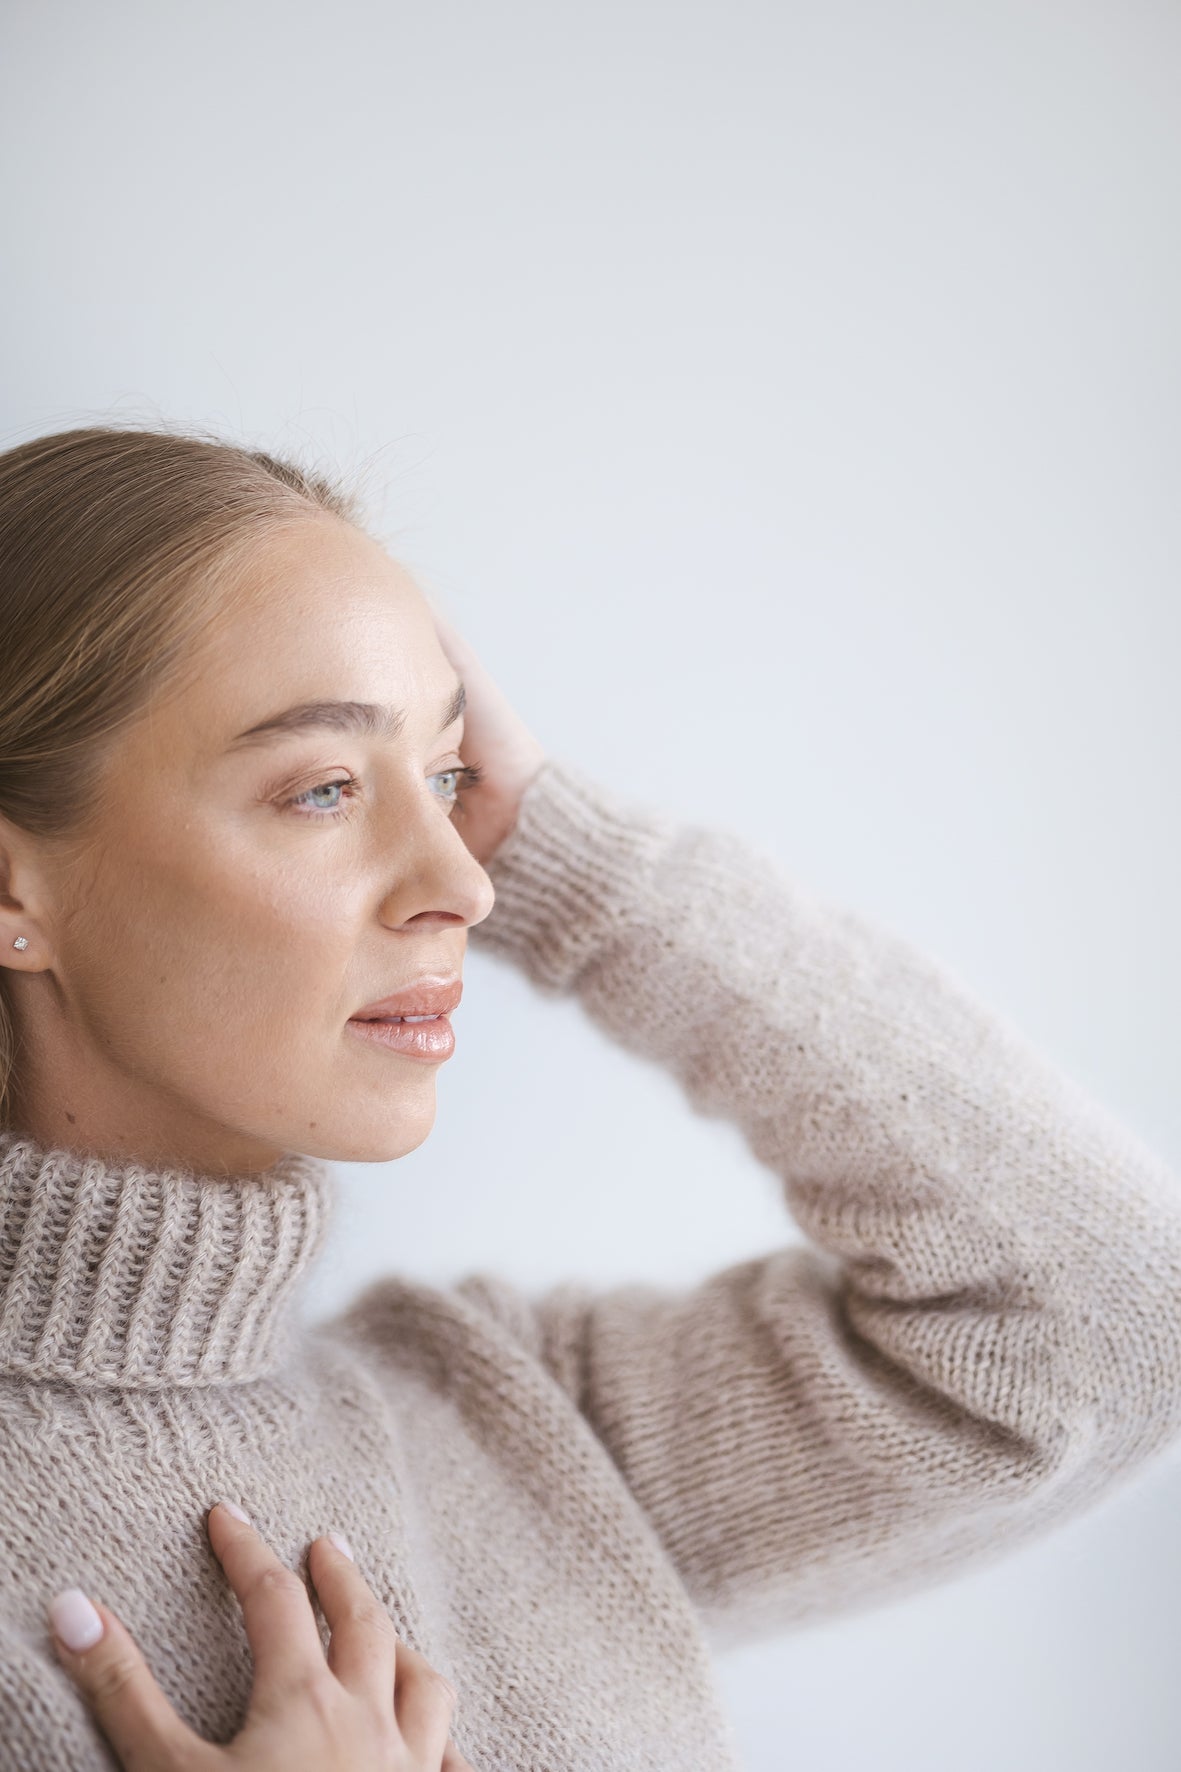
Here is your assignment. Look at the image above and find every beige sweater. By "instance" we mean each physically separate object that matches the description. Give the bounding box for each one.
[2,757,1180,1771]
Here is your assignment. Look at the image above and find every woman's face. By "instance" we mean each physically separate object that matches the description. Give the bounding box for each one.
[5,515,496,1176]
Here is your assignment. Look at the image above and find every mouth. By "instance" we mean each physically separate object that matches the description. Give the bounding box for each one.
[346,1005,457,1062]
[354,1013,445,1024]
[348,976,463,1023]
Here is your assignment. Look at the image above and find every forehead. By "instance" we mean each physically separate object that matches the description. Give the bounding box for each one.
[137,519,453,757]
[218,517,429,645]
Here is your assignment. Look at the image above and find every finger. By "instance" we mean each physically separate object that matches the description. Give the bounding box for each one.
[393,1638,459,1765]
[206,1501,327,1700]
[426,594,547,779]
[306,1533,398,1705]
[48,1588,200,1772]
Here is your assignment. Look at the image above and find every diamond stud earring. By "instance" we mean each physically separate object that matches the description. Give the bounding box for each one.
[12,937,28,951]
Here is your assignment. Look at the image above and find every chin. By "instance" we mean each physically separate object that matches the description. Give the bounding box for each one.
[300,1094,438,1165]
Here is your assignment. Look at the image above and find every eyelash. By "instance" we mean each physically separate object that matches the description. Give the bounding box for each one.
[284,761,486,822]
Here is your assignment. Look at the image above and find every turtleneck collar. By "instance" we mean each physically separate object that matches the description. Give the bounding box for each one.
[0,1128,336,1390]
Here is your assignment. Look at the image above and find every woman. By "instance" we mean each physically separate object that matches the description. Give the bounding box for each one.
[1,425,1179,1772]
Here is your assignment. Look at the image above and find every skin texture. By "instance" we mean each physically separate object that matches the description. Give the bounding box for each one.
[0,513,547,1178]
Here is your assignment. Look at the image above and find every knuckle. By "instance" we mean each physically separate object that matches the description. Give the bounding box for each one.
[397,1642,456,1704]
[404,1649,457,1707]
[87,1652,141,1708]
[261,1662,334,1721]
[299,1669,347,1730]
[345,1594,398,1637]
[429,1670,459,1708]
[249,1565,306,1603]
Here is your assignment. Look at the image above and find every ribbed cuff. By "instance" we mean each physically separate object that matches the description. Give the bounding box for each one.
[468,757,677,994]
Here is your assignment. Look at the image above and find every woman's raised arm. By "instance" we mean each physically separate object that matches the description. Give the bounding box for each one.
[454,753,1181,1650]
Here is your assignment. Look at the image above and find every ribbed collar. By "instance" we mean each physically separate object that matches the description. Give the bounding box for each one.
[0,1129,336,1390]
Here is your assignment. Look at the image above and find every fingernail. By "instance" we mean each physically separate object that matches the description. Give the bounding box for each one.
[49,1587,104,1653]
[217,1500,251,1524]
[327,1531,354,1562]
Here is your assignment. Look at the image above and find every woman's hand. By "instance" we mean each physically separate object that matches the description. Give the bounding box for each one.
[47,1503,476,1771]
[429,604,547,868]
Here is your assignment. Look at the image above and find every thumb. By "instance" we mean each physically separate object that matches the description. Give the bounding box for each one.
[48,1587,204,1771]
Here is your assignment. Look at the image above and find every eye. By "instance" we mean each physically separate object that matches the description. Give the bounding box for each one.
[432,762,485,810]
[286,776,363,820]
[283,761,485,822]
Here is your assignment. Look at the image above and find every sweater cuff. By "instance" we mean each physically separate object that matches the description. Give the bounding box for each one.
[468,756,676,993]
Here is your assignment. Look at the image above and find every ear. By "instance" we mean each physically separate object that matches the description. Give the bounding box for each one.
[0,814,49,967]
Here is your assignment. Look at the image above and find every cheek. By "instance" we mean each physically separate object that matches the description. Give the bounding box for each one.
[67,832,356,1030]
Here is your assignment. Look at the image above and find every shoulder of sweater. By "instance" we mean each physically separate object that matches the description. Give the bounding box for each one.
[309,1267,602,1397]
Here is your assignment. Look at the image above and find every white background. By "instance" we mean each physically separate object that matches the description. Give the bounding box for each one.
[3,2,1179,1765]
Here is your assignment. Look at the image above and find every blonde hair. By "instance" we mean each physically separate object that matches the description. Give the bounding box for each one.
[0,422,367,1130]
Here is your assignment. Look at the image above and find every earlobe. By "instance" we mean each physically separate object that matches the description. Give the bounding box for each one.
[0,835,50,962]
[2,929,36,967]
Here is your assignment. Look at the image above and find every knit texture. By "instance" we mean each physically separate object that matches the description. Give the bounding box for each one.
[2,756,1181,1770]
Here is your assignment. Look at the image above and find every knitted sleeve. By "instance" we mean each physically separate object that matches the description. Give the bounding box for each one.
[456,757,1181,1650]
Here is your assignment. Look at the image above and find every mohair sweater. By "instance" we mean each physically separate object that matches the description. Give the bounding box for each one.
[2,758,1181,1772]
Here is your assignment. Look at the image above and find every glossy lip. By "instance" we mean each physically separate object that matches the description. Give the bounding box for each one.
[346,1015,456,1061]
[349,976,463,1021]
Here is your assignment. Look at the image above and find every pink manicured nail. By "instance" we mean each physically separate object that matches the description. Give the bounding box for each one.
[49,1588,104,1653]
[217,1500,251,1524]
[327,1531,354,1562]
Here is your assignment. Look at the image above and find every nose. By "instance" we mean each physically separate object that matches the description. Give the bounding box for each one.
[375,799,497,934]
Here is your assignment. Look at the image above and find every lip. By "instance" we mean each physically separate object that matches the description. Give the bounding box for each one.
[349,976,463,1021]
[347,1015,456,1062]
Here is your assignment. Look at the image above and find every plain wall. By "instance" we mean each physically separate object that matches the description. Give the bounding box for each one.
[3,2,1179,1765]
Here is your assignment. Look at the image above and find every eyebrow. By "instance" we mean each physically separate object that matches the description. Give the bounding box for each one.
[227,679,466,750]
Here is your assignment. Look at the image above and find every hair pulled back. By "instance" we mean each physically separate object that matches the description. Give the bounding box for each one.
[0,421,364,1129]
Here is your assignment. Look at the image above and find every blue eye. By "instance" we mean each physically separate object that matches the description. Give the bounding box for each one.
[288,777,361,818]
[438,762,485,804]
[285,763,485,822]
[433,769,464,801]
